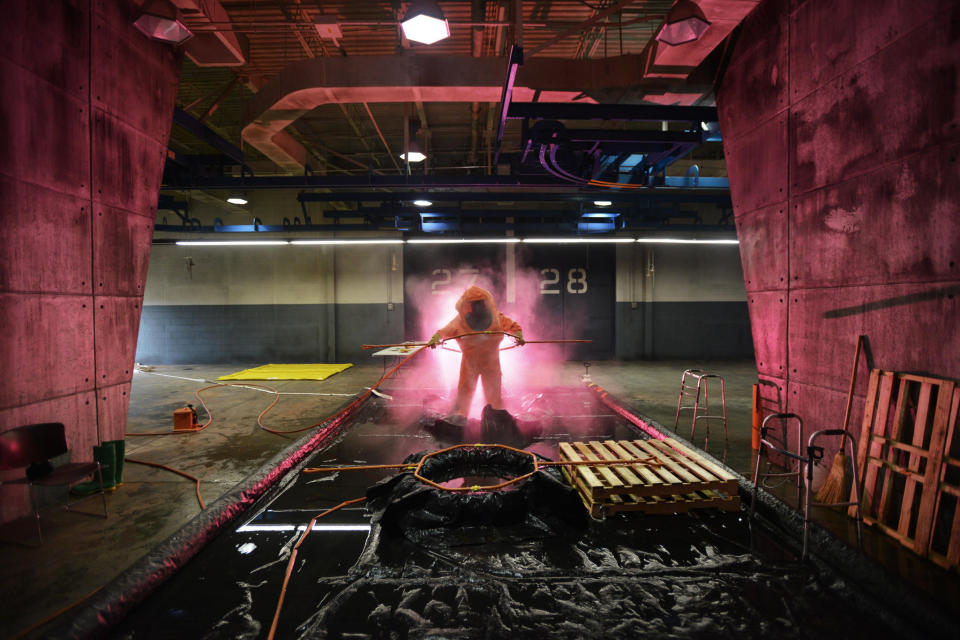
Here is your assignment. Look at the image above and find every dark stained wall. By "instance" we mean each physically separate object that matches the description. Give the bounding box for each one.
[0,1,179,523]
[717,0,959,453]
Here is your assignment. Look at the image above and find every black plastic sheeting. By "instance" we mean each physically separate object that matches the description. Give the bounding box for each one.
[46,396,371,640]
[585,384,960,640]
[366,447,588,546]
[48,386,960,639]
[292,511,912,640]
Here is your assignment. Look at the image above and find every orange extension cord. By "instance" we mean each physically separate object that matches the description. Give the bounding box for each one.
[267,444,662,634]
[125,458,206,510]
[266,497,367,640]
[122,347,426,510]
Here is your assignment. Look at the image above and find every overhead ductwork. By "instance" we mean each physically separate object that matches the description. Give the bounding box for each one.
[173,0,247,66]
[242,55,713,173]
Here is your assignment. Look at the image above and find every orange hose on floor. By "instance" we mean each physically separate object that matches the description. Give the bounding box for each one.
[255,347,424,435]
[126,458,206,510]
[122,349,423,521]
[266,497,367,640]
[126,382,280,436]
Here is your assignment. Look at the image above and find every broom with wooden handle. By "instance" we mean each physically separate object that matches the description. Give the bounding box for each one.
[816,335,864,504]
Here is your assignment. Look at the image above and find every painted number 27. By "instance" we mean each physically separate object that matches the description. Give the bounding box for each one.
[539,268,588,295]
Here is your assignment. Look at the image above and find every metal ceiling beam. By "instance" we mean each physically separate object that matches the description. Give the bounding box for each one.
[198,75,240,123]
[164,173,728,192]
[364,103,402,172]
[183,76,235,113]
[241,54,709,173]
[493,45,523,166]
[292,117,384,175]
[273,0,382,172]
[296,189,729,204]
[508,102,718,122]
[172,107,245,164]
[526,0,640,57]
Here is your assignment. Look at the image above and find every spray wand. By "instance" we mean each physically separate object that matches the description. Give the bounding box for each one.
[362,330,591,350]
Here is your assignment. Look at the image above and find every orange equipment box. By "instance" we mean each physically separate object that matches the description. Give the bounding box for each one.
[173,406,199,431]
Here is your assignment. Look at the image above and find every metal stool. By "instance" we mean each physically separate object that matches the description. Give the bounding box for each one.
[673,369,728,449]
[749,413,863,560]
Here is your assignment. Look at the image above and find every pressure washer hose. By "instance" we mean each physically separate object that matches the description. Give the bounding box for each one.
[266,496,367,640]
[125,458,206,510]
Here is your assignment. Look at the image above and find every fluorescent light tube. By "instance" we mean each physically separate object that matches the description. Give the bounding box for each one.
[236,524,372,533]
[636,238,739,244]
[175,240,289,246]
[407,238,521,244]
[290,239,405,245]
[522,238,635,244]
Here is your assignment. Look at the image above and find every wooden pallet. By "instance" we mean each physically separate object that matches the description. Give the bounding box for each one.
[853,369,960,571]
[558,438,740,517]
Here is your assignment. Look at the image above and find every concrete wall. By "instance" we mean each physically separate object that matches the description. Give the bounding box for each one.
[139,241,750,364]
[717,0,960,451]
[0,1,179,523]
[615,243,752,359]
[137,244,405,364]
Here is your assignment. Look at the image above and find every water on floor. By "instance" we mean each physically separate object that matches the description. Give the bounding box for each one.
[110,387,907,639]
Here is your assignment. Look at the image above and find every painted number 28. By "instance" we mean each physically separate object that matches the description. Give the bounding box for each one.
[539,268,588,295]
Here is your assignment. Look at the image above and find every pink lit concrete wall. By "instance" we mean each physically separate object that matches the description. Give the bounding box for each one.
[717,0,959,458]
[0,1,179,523]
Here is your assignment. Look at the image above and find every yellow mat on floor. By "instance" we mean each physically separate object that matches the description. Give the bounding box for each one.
[217,363,353,381]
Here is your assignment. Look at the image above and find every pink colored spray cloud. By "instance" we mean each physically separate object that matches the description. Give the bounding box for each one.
[403,264,583,419]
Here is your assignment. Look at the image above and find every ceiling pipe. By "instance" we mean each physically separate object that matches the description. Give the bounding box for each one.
[241,55,709,173]
[468,0,485,169]
[526,0,639,57]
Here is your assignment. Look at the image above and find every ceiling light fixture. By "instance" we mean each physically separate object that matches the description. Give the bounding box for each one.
[175,240,289,246]
[225,193,248,205]
[401,0,451,45]
[133,0,193,45]
[400,139,427,163]
[655,0,711,47]
[413,199,433,207]
[593,200,613,207]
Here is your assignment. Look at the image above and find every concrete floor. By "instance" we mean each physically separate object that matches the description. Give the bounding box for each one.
[0,358,955,637]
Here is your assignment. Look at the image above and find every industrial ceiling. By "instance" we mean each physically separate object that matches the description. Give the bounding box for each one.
[158,0,761,235]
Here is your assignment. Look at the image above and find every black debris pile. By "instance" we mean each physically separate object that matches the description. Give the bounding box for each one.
[365,446,588,546]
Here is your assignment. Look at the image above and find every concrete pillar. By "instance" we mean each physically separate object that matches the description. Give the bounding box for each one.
[0,0,180,522]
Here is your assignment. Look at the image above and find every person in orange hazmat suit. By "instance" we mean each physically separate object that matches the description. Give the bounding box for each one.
[427,286,524,426]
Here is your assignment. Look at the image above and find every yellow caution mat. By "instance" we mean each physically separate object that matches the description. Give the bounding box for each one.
[217,363,353,381]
